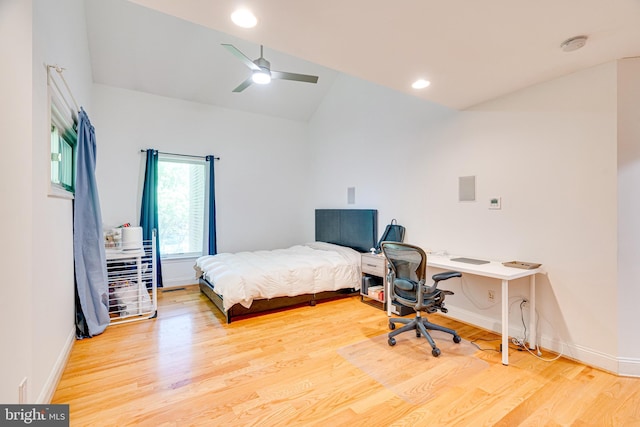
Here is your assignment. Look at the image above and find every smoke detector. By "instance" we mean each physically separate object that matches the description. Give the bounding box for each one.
[560,35,588,52]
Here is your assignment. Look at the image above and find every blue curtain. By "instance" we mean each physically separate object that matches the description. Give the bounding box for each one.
[206,155,217,255]
[140,149,163,287]
[74,108,110,338]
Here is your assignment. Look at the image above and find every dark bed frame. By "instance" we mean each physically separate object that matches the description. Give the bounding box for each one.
[199,209,378,323]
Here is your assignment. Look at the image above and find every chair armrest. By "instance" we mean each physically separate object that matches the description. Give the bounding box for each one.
[432,271,462,282]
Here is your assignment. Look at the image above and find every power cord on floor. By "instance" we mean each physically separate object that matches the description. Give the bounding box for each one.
[470,337,501,352]
[511,298,565,362]
[470,298,566,362]
[470,337,525,353]
[511,299,532,351]
[523,343,563,362]
[460,278,568,362]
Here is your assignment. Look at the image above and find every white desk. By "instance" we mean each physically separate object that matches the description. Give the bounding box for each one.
[426,255,544,365]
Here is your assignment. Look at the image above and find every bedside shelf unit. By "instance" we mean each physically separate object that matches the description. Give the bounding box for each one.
[361,253,387,310]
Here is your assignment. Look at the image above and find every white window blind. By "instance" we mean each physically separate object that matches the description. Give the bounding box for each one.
[157,155,206,257]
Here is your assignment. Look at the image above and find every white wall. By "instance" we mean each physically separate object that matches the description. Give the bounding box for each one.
[309,64,622,372]
[31,0,94,402]
[448,63,619,370]
[0,0,34,404]
[308,74,457,219]
[0,0,92,403]
[36,0,93,402]
[617,57,640,375]
[91,84,312,286]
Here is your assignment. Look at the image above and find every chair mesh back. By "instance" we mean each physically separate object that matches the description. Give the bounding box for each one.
[381,243,426,282]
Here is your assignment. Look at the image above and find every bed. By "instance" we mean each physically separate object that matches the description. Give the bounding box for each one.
[196,209,378,323]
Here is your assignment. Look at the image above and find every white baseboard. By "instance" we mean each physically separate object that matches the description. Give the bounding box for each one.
[542,338,619,374]
[617,358,640,377]
[442,305,506,337]
[161,277,198,288]
[37,327,75,404]
[442,305,629,375]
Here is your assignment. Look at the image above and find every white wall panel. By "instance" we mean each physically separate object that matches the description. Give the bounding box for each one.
[31,0,94,402]
[0,0,34,404]
[617,57,640,374]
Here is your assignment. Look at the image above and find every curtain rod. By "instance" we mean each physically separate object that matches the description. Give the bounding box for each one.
[46,64,80,112]
[140,149,220,160]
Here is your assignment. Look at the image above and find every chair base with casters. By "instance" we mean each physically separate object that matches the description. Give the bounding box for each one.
[380,241,462,357]
[388,301,461,357]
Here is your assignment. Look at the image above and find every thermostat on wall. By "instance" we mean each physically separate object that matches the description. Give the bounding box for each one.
[489,197,501,209]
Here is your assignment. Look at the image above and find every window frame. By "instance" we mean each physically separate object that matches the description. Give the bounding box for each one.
[47,71,77,199]
[157,154,207,260]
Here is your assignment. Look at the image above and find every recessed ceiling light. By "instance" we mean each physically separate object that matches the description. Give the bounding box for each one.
[412,79,431,89]
[231,9,257,28]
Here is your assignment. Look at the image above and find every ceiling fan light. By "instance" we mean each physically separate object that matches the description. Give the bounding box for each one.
[252,70,271,84]
[231,9,257,28]
[412,79,431,89]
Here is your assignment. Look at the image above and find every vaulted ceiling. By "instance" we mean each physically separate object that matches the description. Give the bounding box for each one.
[86,0,640,121]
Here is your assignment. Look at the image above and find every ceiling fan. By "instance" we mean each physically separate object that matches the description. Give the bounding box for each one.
[222,43,319,92]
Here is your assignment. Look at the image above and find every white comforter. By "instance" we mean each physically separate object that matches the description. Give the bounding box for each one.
[195,242,362,310]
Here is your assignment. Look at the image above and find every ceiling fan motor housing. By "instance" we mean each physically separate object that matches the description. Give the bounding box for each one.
[254,57,271,71]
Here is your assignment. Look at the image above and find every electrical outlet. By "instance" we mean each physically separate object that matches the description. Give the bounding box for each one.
[488,290,495,302]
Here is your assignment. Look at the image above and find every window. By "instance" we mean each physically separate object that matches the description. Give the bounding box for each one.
[157,155,206,258]
[49,79,77,196]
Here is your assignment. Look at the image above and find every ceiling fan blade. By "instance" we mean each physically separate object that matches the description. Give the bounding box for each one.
[232,77,254,93]
[271,70,319,84]
[222,43,261,72]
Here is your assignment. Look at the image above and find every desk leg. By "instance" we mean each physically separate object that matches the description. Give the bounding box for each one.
[501,279,509,366]
[528,274,536,350]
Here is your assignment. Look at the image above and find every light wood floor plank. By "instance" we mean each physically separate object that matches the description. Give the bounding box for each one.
[52,285,640,426]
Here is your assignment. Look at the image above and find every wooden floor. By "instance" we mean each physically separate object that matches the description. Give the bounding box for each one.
[53,285,640,426]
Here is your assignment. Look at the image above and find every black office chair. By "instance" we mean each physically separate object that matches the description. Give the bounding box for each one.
[381,242,462,357]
